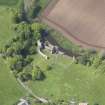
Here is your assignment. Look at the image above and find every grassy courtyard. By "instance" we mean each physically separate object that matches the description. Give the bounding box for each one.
[27,53,105,105]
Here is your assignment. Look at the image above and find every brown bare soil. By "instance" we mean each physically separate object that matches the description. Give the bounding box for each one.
[42,0,105,49]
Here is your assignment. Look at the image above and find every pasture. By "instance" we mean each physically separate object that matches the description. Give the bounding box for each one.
[0,58,25,105]
[27,53,105,105]
[43,0,105,49]
[0,7,16,49]
[0,0,18,6]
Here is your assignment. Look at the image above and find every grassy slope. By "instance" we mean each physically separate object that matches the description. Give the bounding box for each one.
[0,7,16,49]
[0,58,25,105]
[0,1,25,105]
[0,0,18,6]
[27,53,105,105]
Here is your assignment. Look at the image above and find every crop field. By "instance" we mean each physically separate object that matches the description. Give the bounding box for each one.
[27,53,105,105]
[42,0,105,49]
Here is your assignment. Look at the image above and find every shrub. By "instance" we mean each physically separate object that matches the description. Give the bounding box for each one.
[99,51,105,60]
[19,72,32,82]
[35,70,45,80]
[46,65,52,71]
[94,103,99,105]
[92,56,102,69]
[77,55,89,65]
[32,69,45,81]
[12,12,20,23]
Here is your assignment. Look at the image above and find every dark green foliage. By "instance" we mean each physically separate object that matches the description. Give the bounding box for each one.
[2,23,45,80]
[94,104,99,105]
[25,0,49,19]
[31,5,41,18]
[12,12,21,23]
[18,0,27,22]
[19,72,32,82]
[77,55,89,65]
[3,23,39,58]
[35,70,45,80]
[98,61,105,73]
[32,66,46,81]
[46,65,52,71]
[75,49,98,66]
[92,56,102,69]
[99,51,105,60]
[12,0,27,23]
[0,0,18,6]
[77,53,91,66]
[1,21,48,82]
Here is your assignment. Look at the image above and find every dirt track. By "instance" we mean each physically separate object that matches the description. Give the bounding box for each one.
[42,0,105,49]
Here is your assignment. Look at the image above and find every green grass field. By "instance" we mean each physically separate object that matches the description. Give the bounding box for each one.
[0,58,25,105]
[0,0,18,6]
[0,7,16,49]
[0,1,25,105]
[27,52,105,105]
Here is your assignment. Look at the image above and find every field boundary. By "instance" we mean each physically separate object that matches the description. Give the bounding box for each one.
[41,0,105,49]
[40,0,59,18]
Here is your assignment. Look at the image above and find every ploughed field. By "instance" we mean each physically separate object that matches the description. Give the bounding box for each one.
[43,0,105,49]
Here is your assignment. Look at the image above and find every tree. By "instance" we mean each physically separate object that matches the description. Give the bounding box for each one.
[26,0,41,19]
[34,31,41,41]
[35,70,45,80]
[98,61,105,73]
[12,12,20,23]
[32,68,45,81]
[19,72,31,82]
[32,69,36,81]
[29,46,37,54]
[92,56,102,69]
[14,61,23,71]
[99,51,105,60]
[18,0,27,22]
[6,47,14,56]
[77,55,89,65]
[9,55,22,70]
[94,103,99,105]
